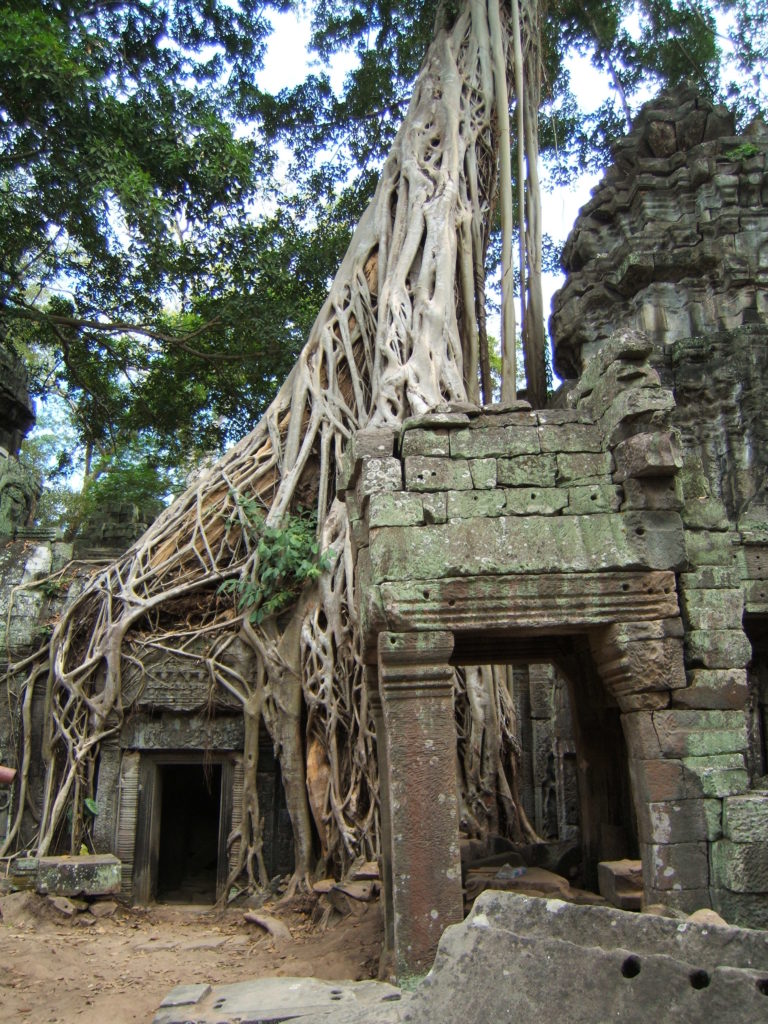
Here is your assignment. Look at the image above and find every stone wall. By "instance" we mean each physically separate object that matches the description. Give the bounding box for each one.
[551,86,768,927]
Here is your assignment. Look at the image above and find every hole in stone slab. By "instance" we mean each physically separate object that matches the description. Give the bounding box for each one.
[621,956,641,979]
[448,598,456,607]
[621,583,630,592]
[530,492,537,499]
[635,526,645,536]
[689,969,710,990]
[423,589,430,599]
[590,493,597,500]
[390,636,397,645]
[757,978,768,996]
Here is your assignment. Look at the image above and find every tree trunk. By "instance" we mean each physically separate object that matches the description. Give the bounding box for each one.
[9,0,544,884]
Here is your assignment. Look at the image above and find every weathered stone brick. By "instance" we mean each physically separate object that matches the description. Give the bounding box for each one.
[450,427,539,458]
[538,423,602,453]
[368,492,424,528]
[683,530,738,567]
[651,709,748,758]
[469,458,497,489]
[684,628,752,669]
[400,427,450,457]
[678,566,741,589]
[566,484,623,514]
[672,668,749,710]
[638,798,721,844]
[712,888,768,929]
[723,793,768,843]
[681,753,748,798]
[621,476,683,511]
[446,490,506,519]
[680,587,745,630]
[504,488,568,515]
[711,839,768,893]
[641,841,709,890]
[613,431,683,480]
[404,456,472,492]
[421,492,447,524]
[626,757,688,802]
[496,453,556,486]
[355,457,402,501]
[555,451,614,483]
[602,388,676,446]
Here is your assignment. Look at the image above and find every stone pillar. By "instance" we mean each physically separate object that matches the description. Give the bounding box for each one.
[377,630,463,978]
[365,667,394,954]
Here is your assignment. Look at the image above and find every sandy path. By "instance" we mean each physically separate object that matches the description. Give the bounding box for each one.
[0,892,384,1024]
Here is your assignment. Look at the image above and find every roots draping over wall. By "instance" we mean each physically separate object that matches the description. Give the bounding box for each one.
[3,0,542,887]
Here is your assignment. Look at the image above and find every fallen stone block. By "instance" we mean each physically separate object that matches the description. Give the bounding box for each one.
[598,859,643,910]
[35,854,121,897]
[153,977,404,1024]
[313,892,768,1024]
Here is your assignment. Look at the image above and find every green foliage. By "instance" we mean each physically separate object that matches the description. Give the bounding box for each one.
[724,141,761,159]
[219,499,331,624]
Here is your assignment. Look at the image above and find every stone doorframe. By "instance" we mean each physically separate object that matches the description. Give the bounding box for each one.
[363,568,686,977]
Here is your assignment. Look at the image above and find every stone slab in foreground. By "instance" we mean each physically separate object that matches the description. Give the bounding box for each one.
[294,892,768,1024]
[152,977,404,1024]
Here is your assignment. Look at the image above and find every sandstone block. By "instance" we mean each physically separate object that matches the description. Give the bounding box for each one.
[355,457,402,501]
[368,492,424,528]
[468,458,496,489]
[36,855,121,897]
[504,488,568,515]
[641,841,709,891]
[681,754,748,798]
[672,668,748,710]
[680,588,744,631]
[496,453,556,486]
[723,793,768,843]
[683,530,737,567]
[555,450,613,483]
[613,431,683,480]
[450,426,539,459]
[684,629,752,669]
[400,427,450,457]
[678,566,741,589]
[712,888,768,930]
[446,490,505,519]
[566,484,623,514]
[621,476,683,511]
[537,423,602,453]
[638,799,720,845]
[602,388,676,446]
[651,709,748,758]
[404,456,472,492]
[421,492,447,524]
[711,839,768,893]
[630,759,685,804]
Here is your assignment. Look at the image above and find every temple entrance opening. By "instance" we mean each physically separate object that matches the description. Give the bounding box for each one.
[745,614,768,779]
[455,635,638,900]
[156,762,222,904]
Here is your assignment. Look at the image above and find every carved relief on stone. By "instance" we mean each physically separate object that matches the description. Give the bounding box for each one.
[0,453,41,536]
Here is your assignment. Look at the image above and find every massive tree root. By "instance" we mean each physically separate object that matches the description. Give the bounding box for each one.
[3,1,542,885]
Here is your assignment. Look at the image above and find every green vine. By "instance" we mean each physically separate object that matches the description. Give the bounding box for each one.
[220,497,331,624]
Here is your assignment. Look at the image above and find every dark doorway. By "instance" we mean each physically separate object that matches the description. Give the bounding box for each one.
[156,763,222,903]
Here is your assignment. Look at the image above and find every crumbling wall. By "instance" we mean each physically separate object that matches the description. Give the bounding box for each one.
[552,85,768,927]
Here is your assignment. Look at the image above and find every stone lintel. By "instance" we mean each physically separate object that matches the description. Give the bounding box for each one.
[372,571,679,637]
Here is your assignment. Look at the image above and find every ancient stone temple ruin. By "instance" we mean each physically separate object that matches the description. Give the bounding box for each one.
[340,87,768,972]
[2,87,768,978]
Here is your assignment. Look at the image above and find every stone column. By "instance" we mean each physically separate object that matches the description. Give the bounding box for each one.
[377,630,463,978]
[365,667,394,954]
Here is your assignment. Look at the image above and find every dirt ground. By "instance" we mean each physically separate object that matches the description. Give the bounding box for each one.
[0,891,384,1024]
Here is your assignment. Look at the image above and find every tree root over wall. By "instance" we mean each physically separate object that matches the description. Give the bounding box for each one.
[2,0,541,891]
